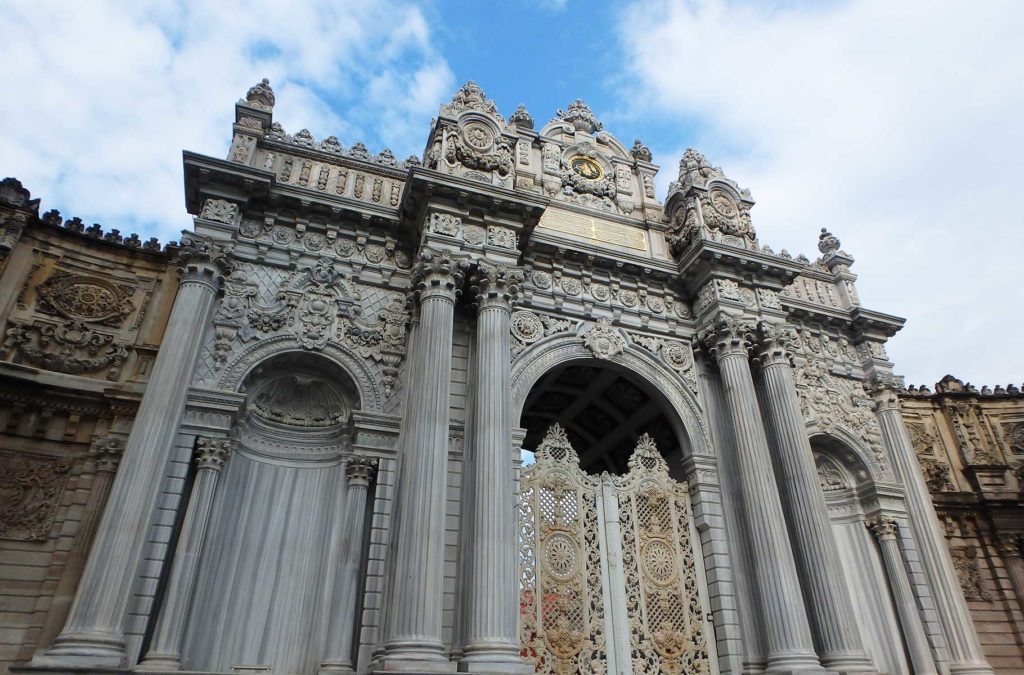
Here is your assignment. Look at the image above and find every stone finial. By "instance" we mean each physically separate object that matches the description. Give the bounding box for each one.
[935,374,966,394]
[510,104,534,130]
[818,227,841,255]
[678,148,724,185]
[631,139,652,162]
[556,99,603,134]
[443,81,502,121]
[244,78,275,111]
[0,178,39,211]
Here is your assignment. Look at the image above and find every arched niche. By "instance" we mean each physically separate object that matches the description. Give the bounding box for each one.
[810,433,910,675]
[182,352,364,674]
[511,334,709,477]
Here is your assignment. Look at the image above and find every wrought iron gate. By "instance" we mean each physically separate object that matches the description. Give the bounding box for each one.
[519,425,712,675]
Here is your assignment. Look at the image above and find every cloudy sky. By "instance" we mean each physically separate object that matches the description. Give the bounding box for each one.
[3,0,1022,388]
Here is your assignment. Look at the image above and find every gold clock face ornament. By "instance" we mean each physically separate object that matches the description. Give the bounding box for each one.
[570,156,603,180]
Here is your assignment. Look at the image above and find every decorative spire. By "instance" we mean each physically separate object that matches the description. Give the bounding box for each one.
[510,104,534,129]
[631,139,652,162]
[817,227,841,255]
[243,78,275,111]
[441,81,502,122]
[556,99,603,134]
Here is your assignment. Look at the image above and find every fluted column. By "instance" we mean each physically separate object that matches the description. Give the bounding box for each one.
[867,517,938,675]
[700,315,821,673]
[38,234,229,667]
[320,456,378,673]
[460,264,530,673]
[37,438,125,649]
[1000,536,1024,612]
[381,252,466,670]
[140,437,234,670]
[754,323,873,671]
[871,377,993,675]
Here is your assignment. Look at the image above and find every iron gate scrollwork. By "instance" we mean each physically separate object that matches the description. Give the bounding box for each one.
[519,425,712,675]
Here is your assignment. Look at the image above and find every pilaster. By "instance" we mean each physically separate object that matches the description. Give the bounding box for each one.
[141,437,234,671]
[753,322,873,672]
[459,263,530,673]
[866,517,938,675]
[378,252,466,672]
[699,314,821,673]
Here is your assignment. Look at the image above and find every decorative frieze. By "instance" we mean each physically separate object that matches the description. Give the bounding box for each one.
[1,320,131,380]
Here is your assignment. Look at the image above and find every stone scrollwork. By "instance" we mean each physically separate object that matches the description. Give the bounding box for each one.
[0,449,72,541]
[950,545,992,601]
[427,212,462,237]
[583,317,625,360]
[1,320,130,380]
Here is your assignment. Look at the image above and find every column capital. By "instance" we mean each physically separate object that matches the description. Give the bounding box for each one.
[194,437,233,472]
[866,516,899,541]
[345,455,378,487]
[698,313,755,360]
[753,320,799,368]
[90,437,125,474]
[411,251,469,303]
[176,232,233,289]
[470,262,525,312]
[868,373,904,412]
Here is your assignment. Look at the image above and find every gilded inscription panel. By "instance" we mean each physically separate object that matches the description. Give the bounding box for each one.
[537,208,648,253]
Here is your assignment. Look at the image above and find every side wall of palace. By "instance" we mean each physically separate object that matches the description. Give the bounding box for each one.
[0,181,177,673]
[901,381,1024,673]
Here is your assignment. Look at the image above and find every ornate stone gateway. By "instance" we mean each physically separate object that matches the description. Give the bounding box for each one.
[519,425,711,675]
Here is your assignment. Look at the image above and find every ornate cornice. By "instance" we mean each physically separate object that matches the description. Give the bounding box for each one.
[471,262,524,312]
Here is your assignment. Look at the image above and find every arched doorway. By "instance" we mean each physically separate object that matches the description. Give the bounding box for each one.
[181,352,363,674]
[515,357,714,675]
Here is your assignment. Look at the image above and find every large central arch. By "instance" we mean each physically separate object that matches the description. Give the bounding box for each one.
[510,333,711,462]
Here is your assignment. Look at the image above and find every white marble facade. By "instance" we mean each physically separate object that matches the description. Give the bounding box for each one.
[18,80,995,675]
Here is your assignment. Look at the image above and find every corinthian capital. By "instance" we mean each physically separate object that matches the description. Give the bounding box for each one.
[177,232,234,287]
[753,321,799,368]
[699,314,755,360]
[345,455,378,487]
[194,437,233,472]
[471,262,525,312]
[90,437,125,474]
[866,516,899,541]
[411,251,469,303]
[868,372,904,412]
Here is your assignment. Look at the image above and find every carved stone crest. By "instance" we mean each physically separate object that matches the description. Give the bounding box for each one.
[583,317,624,360]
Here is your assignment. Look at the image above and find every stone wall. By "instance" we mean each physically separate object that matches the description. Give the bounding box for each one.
[902,375,1024,674]
[0,179,176,674]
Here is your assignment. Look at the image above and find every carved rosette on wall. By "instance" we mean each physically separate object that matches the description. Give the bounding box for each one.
[35,272,135,327]
[508,310,575,357]
[0,450,72,541]
[614,434,710,675]
[628,333,699,395]
[519,425,608,675]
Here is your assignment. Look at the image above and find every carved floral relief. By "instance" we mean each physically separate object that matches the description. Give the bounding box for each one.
[0,450,71,541]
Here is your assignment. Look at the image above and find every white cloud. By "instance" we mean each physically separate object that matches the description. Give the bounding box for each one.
[0,0,454,242]
[617,0,1024,386]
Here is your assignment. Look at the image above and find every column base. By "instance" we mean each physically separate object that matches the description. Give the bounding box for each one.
[948,663,995,675]
[458,645,533,674]
[373,641,456,673]
[318,660,355,674]
[28,632,127,670]
[136,654,182,671]
[765,652,826,674]
[820,653,877,673]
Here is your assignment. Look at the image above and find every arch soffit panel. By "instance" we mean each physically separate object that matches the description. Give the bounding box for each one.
[215,334,383,413]
[809,427,880,489]
[511,333,710,458]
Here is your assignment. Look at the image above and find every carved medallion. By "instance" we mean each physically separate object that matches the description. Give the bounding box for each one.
[709,188,737,217]
[618,289,638,308]
[570,156,603,181]
[560,278,582,296]
[584,317,624,360]
[36,273,134,326]
[511,311,544,343]
[462,122,494,151]
[662,341,693,372]
[589,284,610,302]
[364,244,387,264]
[531,271,553,289]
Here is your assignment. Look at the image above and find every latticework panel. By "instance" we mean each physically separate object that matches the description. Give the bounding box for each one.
[615,435,710,675]
[520,425,608,674]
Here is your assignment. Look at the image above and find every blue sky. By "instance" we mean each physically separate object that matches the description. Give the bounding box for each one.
[3,0,1023,388]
